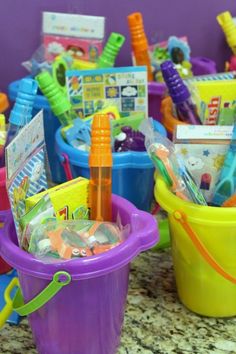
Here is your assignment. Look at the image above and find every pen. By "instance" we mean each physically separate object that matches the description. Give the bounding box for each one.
[89,114,112,222]
[127,12,153,81]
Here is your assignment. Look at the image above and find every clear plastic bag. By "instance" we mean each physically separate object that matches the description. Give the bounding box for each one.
[140,119,207,205]
[28,219,129,261]
[22,45,52,77]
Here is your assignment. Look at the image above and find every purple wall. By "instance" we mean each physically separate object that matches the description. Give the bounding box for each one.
[0,0,235,93]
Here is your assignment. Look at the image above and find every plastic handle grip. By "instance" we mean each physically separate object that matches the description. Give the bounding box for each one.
[173,210,236,285]
[131,211,157,247]
[13,271,71,317]
[0,277,19,330]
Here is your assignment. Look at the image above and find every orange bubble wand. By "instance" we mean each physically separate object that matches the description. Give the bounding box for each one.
[127,12,153,81]
[89,114,112,222]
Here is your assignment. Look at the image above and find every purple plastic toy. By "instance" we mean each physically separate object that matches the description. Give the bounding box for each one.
[190,56,217,76]
[147,57,217,122]
[160,60,202,125]
[0,195,158,354]
[114,126,145,152]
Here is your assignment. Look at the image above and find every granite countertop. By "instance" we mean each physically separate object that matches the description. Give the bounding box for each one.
[1,249,236,354]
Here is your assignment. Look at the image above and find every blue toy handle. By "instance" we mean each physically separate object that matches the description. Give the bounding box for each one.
[212,149,236,205]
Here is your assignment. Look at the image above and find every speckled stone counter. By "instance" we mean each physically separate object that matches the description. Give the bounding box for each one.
[1,249,236,354]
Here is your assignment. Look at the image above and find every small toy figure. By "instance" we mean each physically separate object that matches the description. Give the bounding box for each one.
[200,173,212,190]
[167,36,191,64]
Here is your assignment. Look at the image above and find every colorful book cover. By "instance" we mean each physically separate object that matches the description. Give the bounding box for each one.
[66,66,148,119]
[192,80,236,125]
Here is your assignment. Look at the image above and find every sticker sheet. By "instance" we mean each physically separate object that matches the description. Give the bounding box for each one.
[66,66,148,119]
[6,111,48,240]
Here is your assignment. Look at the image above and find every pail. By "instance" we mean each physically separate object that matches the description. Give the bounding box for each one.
[55,121,166,212]
[148,82,166,122]
[0,165,12,274]
[0,210,12,274]
[0,167,10,211]
[190,56,217,76]
[154,175,236,317]
[0,195,158,354]
[161,96,187,139]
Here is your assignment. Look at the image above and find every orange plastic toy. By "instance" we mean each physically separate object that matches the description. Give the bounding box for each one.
[0,93,9,113]
[89,114,112,222]
[127,12,153,81]
[222,194,236,207]
[161,96,187,138]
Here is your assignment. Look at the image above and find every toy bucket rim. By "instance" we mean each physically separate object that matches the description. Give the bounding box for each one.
[0,195,158,281]
[161,96,187,134]
[155,175,236,225]
[55,128,155,169]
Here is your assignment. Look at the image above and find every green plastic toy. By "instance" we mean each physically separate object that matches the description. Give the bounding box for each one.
[98,32,125,68]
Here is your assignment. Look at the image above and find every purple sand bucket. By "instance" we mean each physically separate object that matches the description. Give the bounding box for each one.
[0,195,158,354]
[0,209,12,274]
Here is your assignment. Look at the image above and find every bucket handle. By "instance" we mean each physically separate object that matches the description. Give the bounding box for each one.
[0,271,71,325]
[173,210,236,285]
[61,153,73,181]
[0,277,19,330]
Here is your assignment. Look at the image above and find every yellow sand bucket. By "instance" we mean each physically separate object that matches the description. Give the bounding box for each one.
[154,175,236,317]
